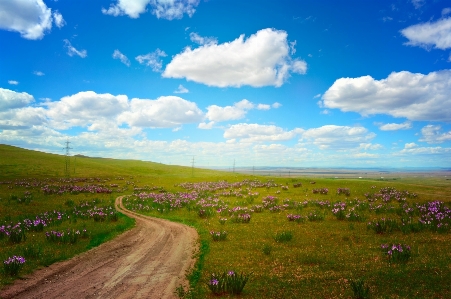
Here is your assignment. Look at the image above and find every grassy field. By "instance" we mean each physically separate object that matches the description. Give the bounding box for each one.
[1,144,451,298]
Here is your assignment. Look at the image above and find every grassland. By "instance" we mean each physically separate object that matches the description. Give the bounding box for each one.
[1,144,451,298]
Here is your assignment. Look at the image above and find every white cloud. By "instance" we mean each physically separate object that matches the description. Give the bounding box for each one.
[33,71,45,76]
[378,122,412,131]
[198,121,215,130]
[174,84,189,94]
[135,49,167,71]
[53,11,65,28]
[224,123,303,143]
[0,107,47,129]
[102,0,151,18]
[64,39,87,58]
[112,49,131,66]
[257,104,270,110]
[321,70,451,122]
[272,102,282,108]
[102,0,200,20]
[419,125,451,144]
[163,28,307,87]
[0,88,34,110]
[45,91,129,129]
[401,17,451,50]
[0,0,52,40]
[205,99,254,122]
[152,0,200,20]
[405,142,418,149]
[119,96,203,128]
[190,32,217,45]
[359,143,383,150]
[442,8,451,17]
[399,146,451,155]
[411,0,425,9]
[301,125,376,150]
[8,80,19,85]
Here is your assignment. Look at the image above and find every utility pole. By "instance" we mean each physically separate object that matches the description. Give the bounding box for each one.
[63,140,72,177]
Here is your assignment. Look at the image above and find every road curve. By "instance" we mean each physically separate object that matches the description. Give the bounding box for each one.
[0,196,199,299]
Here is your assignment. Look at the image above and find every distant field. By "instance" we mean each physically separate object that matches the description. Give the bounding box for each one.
[1,144,451,298]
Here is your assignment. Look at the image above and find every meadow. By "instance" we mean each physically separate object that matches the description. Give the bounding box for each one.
[1,144,450,298]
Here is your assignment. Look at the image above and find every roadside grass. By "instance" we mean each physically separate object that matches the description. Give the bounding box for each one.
[1,144,451,298]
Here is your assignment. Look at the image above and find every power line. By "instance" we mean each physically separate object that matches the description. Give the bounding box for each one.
[63,140,72,177]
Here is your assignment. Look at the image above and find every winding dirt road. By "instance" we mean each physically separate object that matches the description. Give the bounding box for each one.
[0,196,198,299]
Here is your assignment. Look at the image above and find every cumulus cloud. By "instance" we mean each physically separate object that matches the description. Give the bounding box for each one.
[301,125,376,150]
[163,28,307,87]
[189,32,217,45]
[401,17,451,50]
[45,91,129,129]
[224,123,303,142]
[419,125,451,144]
[136,49,167,71]
[119,96,203,128]
[64,39,87,58]
[174,84,189,93]
[8,80,19,85]
[0,88,34,110]
[377,122,412,131]
[0,107,47,129]
[272,102,282,108]
[321,70,451,122]
[0,0,52,40]
[112,49,131,66]
[205,99,254,123]
[33,71,45,76]
[102,0,200,20]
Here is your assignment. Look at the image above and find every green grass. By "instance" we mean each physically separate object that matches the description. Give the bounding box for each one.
[1,144,451,298]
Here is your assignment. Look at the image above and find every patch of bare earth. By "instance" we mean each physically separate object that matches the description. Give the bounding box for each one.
[0,196,198,299]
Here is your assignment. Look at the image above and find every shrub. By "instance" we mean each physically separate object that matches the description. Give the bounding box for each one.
[274,231,293,242]
[349,278,370,299]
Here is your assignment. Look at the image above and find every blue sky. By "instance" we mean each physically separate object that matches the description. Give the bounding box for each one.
[1,0,451,168]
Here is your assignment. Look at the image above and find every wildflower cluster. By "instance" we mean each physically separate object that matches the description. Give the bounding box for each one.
[286,214,307,223]
[381,243,412,263]
[207,270,251,295]
[210,231,227,241]
[231,213,251,223]
[45,228,86,244]
[417,201,451,232]
[336,188,351,196]
[331,202,347,220]
[312,188,328,195]
[3,255,26,276]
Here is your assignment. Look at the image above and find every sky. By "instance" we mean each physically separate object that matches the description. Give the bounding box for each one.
[1,0,451,168]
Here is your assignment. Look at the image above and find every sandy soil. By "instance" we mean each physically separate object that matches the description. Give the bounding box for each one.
[0,196,198,299]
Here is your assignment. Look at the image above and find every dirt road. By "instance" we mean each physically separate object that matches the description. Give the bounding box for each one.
[0,196,198,299]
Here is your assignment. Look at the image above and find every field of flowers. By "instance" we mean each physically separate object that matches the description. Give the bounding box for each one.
[1,145,450,298]
[124,178,451,298]
[0,176,134,287]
